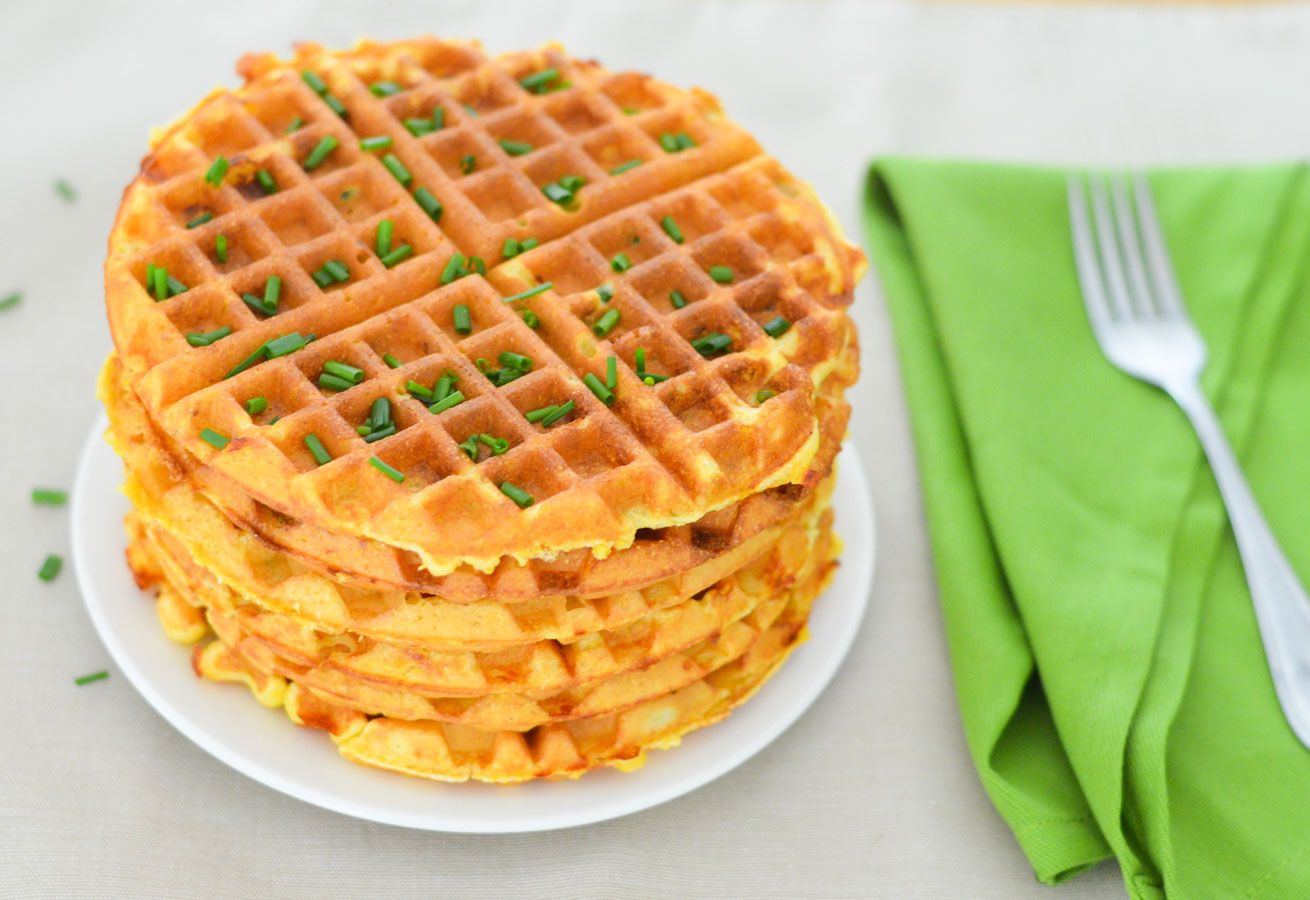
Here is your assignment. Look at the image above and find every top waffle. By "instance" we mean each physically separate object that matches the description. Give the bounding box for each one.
[104,37,865,575]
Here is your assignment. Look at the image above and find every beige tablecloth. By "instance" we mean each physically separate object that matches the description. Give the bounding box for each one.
[4,1,1307,896]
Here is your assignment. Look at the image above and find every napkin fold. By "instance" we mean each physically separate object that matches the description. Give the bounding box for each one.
[863,158,1310,899]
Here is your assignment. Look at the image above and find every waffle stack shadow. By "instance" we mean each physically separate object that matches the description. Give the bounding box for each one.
[101,37,864,783]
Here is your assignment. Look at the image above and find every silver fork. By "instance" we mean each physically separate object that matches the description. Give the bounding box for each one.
[1067,171,1310,749]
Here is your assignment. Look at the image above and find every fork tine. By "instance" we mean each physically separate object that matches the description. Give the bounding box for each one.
[1109,174,1159,318]
[1087,174,1137,320]
[1130,171,1187,319]
[1066,174,1115,334]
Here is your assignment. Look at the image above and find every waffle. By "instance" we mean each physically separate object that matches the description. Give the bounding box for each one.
[188,557,824,783]
[129,498,833,705]
[104,37,864,575]
[102,345,853,600]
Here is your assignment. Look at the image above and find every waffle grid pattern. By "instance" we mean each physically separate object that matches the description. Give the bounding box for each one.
[107,37,863,572]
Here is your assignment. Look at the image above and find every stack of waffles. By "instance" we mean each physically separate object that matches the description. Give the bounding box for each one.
[100,37,864,783]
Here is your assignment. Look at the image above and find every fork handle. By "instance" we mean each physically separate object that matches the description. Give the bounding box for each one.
[1171,379,1310,746]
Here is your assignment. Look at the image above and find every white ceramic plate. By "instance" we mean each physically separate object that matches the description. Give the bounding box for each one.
[71,417,875,833]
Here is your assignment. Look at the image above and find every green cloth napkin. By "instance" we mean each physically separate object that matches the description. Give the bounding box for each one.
[862,158,1310,899]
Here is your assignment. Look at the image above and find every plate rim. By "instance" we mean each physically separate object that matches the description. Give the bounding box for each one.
[71,414,875,833]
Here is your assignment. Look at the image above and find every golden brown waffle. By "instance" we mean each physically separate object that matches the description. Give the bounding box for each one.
[130,499,833,706]
[189,558,823,783]
[104,37,864,574]
[102,349,853,600]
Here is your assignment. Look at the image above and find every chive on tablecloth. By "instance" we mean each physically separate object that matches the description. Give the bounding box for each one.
[864,159,1310,898]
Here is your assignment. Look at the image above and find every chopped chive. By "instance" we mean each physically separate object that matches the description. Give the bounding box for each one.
[708,265,734,284]
[634,348,646,371]
[559,174,585,192]
[224,344,269,379]
[381,153,412,187]
[312,268,334,288]
[521,309,540,328]
[360,135,393,152]
[596,283,614,303]
[610,159,643,176]
[286,116,304,133]
[501,281,553,303]
[606,355,618,390]
[186,212,213,229]
[38,554,63,582]
[670,290,687,309]
[148,264,165,301]
[256,169,278,195]
[452,304,472,334]
[519,68,560,94]
[263,275,281,310]
[525,404,558,423]
[380,244,414,268]
[440,254,466,284]
[242,293,275,316]
[0,292,21,310]
[324,92,347,117]
[404,117,435,137]
[623,107,638,115]
[503,238,521,259]
[432,107,446,130]
[304,434,332,466]
[610,253,632,273]
[691,332,732,356]
[433,373,457,402]
[186,326,232,347]
[266,331,309,357]
[369,397,392,429]
[32,489,67,506]
[583,372,615,405]
[457,436,479,460]
[659,133,680,153]
[204,156,229,186]
[413,187,443,222]
[593,308,621,337]
[382,353,401,369]
[54,180,76,202]
[364,423,396,443]
[323,259,350,283]
[323,360,364,384]
[266,415,281,426]
[542,182,572,204]
[244,396,268,415]
[498,350,533,373]
[676,132,696,150]
[500,482,534,508]
[371,81,402,97]
[427,390,464,414]
[459,154,476,175]
[475,358,489,374]
[462,104,479,118]
[166,275,188,297]
[753,389,776,404]
[300,70,328,94]
[660,215,684,244]
[406,380,434,400]
[199,428,229,450]
[520,237,539,251]
[215,235,228,264]
[375,219,393,256]
[356,424,373,437]
[470,256,486,276]
[318,373,355,392]
[539,399,575,427]
[303,135,338,171]
[75,670,109,686]
[498,139,533,156]
[480,433,510,455]
[762,316,791,338]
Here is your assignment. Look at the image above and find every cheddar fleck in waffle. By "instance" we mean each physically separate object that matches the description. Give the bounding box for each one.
[100,36,863,784]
